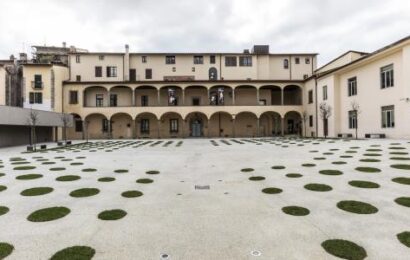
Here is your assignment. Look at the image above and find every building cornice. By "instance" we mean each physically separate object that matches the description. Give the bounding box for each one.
[63,79,305,85]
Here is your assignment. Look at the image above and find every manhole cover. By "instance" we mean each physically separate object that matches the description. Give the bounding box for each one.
[195,185,210,190]
[160,253,170,259]
[251,250,262,256]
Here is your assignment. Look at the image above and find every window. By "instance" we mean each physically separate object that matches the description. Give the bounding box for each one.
[283,59,289,69]
[239,56,252,66]
[140,119,150,133]
[33,75,42,88]
[309,115,313,127]
[95,66,102,77]
[106,66,117,77]
[192,97,200,106]
[308,90,313,104]
[295,57,300,64]
[381,64,394,89]
[303,74,308,79]
[110,94,117,107]
[192,67,195,72]
[142,56,147,63]
[75,120,83,132]
[172,67,176,72]
[348,110,357,129]
[166,56,176,64]
[145,69,152,79]
[141,95,148,106]
[170,119,179,133]
[102,119,109,132]
[96,94,104,107]
[29,92,42,104]
[69,91,78,104]
[210,55,216,64]
[348,77,357,96]
[323,85,328,100]
[76,75,81,82]
[194,56,203,64]
[381,105,395,128]
[225,56,237,67]
[75,55,80,63]
[305,58,310,64]
[98,55,104,60]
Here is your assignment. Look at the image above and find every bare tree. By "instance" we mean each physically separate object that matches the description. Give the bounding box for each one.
[319,102,332,139]
[60,113,71,144]
[302,111,308,138]
[350,101,361,139]
[27,109,39,151]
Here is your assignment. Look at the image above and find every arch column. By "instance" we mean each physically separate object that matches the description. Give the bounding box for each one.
[281,89,284,105]
[232,89,236,105]
[256,118,260,137]
[157,91,161,106]
[107,90,111,107]
[157,120,161,138]
[232,115,236,137]
[256,88,260,105]
[281,117,285,136]
[132,89,136,106]
[182,89,185,105]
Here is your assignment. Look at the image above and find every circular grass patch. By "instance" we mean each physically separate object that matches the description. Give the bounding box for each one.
[390,152,408,155]
[121,190,143,198]
[146,170,160,175]
[98,177,115,182]
[332,161,347,165]
[50,246,95,260]
[0,185,7,192]
[0,242,14,259]
[136,178,153,184]
[349,180,380,189]
[363,153,382,157]
[42,162,56,165]
[321,239,367,260]
[340,155,353,158]
[366,149,382,152]
[337,200,378,214]
[319,170,343,176]
[261,187,283,194]
[27,207,70,222]
[0,173,4,178]
[249,176,265,181]
[314,157,326,160]
[16,174,43,180]
[241,168,254,172]
[114,169,128,173]
[397,231,410,248]
[98,209,127,221]
[69,188,100,198]
[391,164,410,170]
[395,197,410,208]
[286,173,303,178]
[392,177,410,185]
[70,162,84,166]
[389,147,406,150]
[13,165,36,170]
[82,168,97,172]
[56,175,81,182]
[390,157,410,161]
[355,167,381,173]
[271,166,285,170]
[0,206,9,216]
[49,167,66,171]
[359,158,380,163]
[282,206,310,216]
[21,187,53,196]
[304,183,332,192]
[302,163,316,167]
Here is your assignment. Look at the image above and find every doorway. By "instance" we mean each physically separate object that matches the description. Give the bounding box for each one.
[191,120,203,137]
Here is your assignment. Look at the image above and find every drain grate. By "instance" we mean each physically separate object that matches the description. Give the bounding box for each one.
[251,250,262,257]
[195,185,210,190]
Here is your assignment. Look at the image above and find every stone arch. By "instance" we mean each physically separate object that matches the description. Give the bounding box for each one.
[67,113,83,140]
[184,85,208,106]
[235,111,258,137]
[110,112,133,139]
[159,85,183,106]
[234,85,257,106]
[83,86,108,107]
[259,85,282,105]
[209,111,234,137]
[159,112,184,138]
[209,85,233,105]
[135,85,158,106]
[135,112,158,138]
[283,85,302,105]
[185,112,208,137]
[109,86,133,107]
[84,113,109,139]
[284,111,302,135]
[259,111,282,136]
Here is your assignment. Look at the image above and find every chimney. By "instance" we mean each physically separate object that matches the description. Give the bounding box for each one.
[62,42,67,48]
[124,44,130,81]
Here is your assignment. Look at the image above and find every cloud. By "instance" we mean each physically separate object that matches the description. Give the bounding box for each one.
[0,0,409,65]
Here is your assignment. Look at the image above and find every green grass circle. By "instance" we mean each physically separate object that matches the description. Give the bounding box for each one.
[349,180,380,189]
[146,170,160,175]
[98,209,127,221]
[282,206,310,216]
[21,187,53,196]
[70,188,100,198]
[249,176,265,181]
[121,190,143,198]
[359,158,380,163]
[319,170,343,176]
[391,164,410,170]
[136,178,153,184]
[392,177,410,185]
[241,168,254,172]
[27,207,70,222]
[114,169,128,173]
[304,183,332,192]
[337,200,378,214]
[262,187,283,194]
[56,175,81,182]
[13,165,36,170]
[50,246,95,260]
[271,166,285,170]
[0,185,7,192]
[332,161,347,165]
[49,167,66,171]
[397,231,410,248]
[286,173,303,178]
[0,242,14,259]
[302,163,316,167]
[321,239,367,260]
[98,177,115,182]
[82,168,97,172]
[0,206,9,216]
[395,197,410,208]
[355,167,381,173]
[16,174,43,180]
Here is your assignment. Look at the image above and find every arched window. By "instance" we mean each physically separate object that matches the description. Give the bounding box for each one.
[283,59,289,69]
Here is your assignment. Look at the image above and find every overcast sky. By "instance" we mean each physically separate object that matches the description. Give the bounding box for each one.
[1,0,409,65]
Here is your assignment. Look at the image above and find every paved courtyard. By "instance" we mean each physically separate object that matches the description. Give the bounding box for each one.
[0,138,410,259]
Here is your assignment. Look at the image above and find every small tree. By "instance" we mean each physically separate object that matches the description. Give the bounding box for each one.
[60,113,71,144]
[27,109,39,151]
[319,102,332,138]
[351,101,361,139]
[302,111,308,138]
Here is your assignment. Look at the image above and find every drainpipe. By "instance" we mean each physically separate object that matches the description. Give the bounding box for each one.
[315,76,318,137]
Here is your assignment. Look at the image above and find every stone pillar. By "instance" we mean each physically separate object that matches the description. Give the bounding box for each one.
[107,120,112,139]
[182,89,185,106]
[157,89,161,106]
[131,120,137,138]
[281,117,285,136]
[157,120,161,139]
[207,89,210,105]
[232,117,236,138]
[132,89,136,106]
[232,88,236,105]
[256,88,260,105]
[181,119,185,138]
[281,89,284,106]
[256,118,260,137]
[206,119,210,137]
[107,90,111,107]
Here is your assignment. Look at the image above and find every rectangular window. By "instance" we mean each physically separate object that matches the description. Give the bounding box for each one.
[106,66,117,77]
[192,97,200,106]
[210,55,216,64]
[145,69,152,79]
[295,57,300,64]
[140,119,150,133]
[76,75,81,82]
[308,90,313,104]
[172,67,176,72]
[348,110,357,129]
[309,115,313,127]
[348,77,357,96]
[98,55,104,60]
[284,59,289,69]
[142,56,147,63]
[165,56,176,64]
[239,56,252,66]
[96,94,104,107]
[95,66,102,77]
[75,55,80,63]
[110,94,117,107]
[192,67,195,72]
[170,119,179,133]
[69,91,78,104]
[129,69,136,81]
[305,58,310,64]
[225,56,237,67]
[193,56,204,64]
[102,119,109,132]
[29,92,42,104]
[323,85,328,100]
[34,75,42,88]
[381,64,394,89]
[141,95,149,106]
[75,120,83,132]
[381,105,395,128]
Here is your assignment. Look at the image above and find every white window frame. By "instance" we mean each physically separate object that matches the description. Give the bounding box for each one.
[323,85,328,100]
[348,77,357,96]
[348,110,357,129]
[381,105,395,128]
[380,64,394,89]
